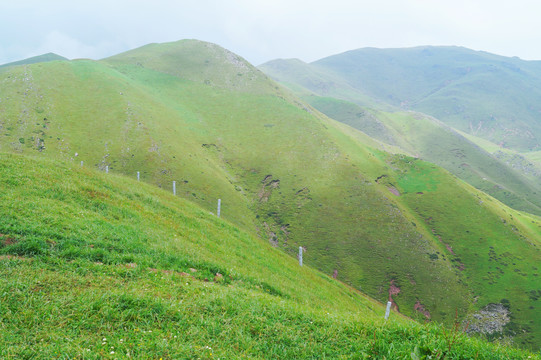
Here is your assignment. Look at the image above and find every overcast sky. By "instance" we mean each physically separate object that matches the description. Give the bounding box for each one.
[2,0,541,66]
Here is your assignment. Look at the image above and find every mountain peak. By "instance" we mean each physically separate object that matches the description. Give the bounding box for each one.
[0,52,67,68]
[103,39,275,93]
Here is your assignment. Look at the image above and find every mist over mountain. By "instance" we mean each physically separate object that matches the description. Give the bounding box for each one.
[262,46,541,152]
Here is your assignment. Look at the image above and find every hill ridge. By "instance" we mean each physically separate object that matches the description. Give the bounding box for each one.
[1,39,541,349]
[0,52,67,68]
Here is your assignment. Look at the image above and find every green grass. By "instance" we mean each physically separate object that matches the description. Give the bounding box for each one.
[1,153,538,359]
[261,55,541,216]
[378,111,541,215]
[308,46,541,152]
[2,40,541,350]
[388,155,541,349]
[262,65,541,216]
[261,46,541,151]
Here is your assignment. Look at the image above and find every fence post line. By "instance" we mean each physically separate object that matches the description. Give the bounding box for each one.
[385,301,392,320]
[299,246,303,266]
[217,199,221,217]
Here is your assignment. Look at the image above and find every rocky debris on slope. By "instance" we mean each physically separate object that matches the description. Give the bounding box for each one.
[464,303,510,335]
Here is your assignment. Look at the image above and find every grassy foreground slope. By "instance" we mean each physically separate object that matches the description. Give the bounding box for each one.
[0,41,474,328]
[1,40,541,349]
[3,154,539,359]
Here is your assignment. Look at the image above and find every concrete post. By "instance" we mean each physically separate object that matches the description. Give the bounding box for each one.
[385,301,392,320]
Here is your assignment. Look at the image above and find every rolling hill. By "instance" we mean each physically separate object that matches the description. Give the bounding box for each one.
[1,40,541,350]
[260,56,541,217]
[296,46,541,152]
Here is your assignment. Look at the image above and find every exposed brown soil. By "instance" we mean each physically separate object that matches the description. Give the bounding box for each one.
[414,300,431,319]
[0,234,18,246]
[258,175,280,202]
[388,279,401,312]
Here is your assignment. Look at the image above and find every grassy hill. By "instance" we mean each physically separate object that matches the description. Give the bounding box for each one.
[1,40,541,350]
[311,46,541,152]
[0,53,67,68]
[2,154,538,358]
[261,47,541,152]
[260,59,541,217]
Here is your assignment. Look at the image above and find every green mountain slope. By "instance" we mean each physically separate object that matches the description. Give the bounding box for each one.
[260,58,541,216]
[1,40,541,349]
[302,46,541,152]
[0,52,67,68]
[3,154,538,359]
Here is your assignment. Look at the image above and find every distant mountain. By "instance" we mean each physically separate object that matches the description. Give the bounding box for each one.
[262,46,541,152]
[260,50,541,216]
[1,40,540,349]
[0,52,67,68]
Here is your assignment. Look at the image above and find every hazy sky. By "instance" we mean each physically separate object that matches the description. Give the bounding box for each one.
[2,0,541,66]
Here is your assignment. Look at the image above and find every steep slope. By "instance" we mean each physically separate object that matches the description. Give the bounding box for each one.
[256,58,387,108]
[260,59,541,216]
[3,154,538,358]
[308,46,541,151]
[1,40,541,349]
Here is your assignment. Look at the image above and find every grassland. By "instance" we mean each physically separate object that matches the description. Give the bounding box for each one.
[261,57,541,217]
[1,40,541,350]
[1,153,539,359]
[306,46,541,152]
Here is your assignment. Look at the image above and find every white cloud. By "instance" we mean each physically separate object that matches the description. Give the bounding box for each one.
[33,31,94,59]
[2,0,541,65]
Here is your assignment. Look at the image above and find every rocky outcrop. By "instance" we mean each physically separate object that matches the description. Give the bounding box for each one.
[464,303,510,335]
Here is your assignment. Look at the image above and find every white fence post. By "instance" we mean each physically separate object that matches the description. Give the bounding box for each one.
[105,165,109,174]
[217,199,221,217]
[173,181,176,195]
[385,301,392,320]
[299,246,303,266]
[80,161,83,167]
[137,171,140,181]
